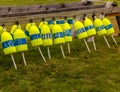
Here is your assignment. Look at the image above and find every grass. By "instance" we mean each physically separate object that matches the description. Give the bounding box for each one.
[0,35,120,92]
[0,0,119,6]
[0,0,80,5]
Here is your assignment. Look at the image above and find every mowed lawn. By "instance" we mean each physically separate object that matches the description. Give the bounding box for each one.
[0,0,80,5]
[0,0,120,92]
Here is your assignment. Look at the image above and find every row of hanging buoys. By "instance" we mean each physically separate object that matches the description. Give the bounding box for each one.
[0,13,118,69]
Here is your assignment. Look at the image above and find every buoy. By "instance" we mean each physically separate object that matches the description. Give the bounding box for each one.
[29,25,42,47]
[74,20,88,39]
[74,20,91,53]
[83,14,96,50]
[39,18,48,31]
[14,29,28,52]
[62,21,72,54]
[48,19,54,30]
[41,24,53,59]
[102,17,114,35]
[52,24,65,45]
[84,17,96,37]
[52,23,65,58]
[10,21,21,35]
[14,29,28,65]
[29,25,46,62]
[0,26,4,36]
[1,31,17,69]
[92,14,110,48]
[67,18,73,28]
[101,13,118,46]
[25,19,36,40]
[94,18,107,36]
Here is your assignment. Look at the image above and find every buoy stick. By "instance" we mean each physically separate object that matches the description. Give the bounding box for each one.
[92,37,96,50]
[60,45,65,58]
[67,43,70,54]
[47,47,51,59]
[38,46,46,62]
[84,39,91,53]
[22,52,27,66]
[11,54,17,70]
[103,35,110,48]
[111,35,118,46]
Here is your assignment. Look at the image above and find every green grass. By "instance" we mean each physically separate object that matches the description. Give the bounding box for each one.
[0,35,120,92]
[0,0,80,5]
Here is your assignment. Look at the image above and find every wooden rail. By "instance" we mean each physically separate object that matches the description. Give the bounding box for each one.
[0,1,119,26]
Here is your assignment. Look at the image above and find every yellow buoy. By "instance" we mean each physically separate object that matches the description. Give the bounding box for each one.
[29,25,42,47]
[94,18,107,36]
[10,21,21,35]
[1,31,16,55]
[62,22,72,42]
[52,24,65,45]
[74,20,88,39]
[41,24,53,46]
[14,29,28,52]
[48,20,54,30]
[25,22,36,36]
[67,18,73,28]
[84,17,96,36]
[60,19,65,28]
[0,26,4,36]
[55,19,64,27]
[102,17,114,35]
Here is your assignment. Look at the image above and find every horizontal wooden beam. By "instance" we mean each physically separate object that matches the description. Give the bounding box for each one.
[105,12,120,17]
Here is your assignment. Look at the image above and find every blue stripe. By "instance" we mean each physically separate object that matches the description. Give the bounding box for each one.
[48,20,53,25]
[96,25,105,32]
[61,20,65,24]
[42,33,52,39]
[2,40,15,49]
[76,28,86,35]
[85,25,94,31]
[105,24,112,30]
[56,20,61,24]
[64,29,72,36]
[67,19,73,24]
[30,34,41,40]
[24,30,29,36]
[53,32,64,39]
[15,38,27,46]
